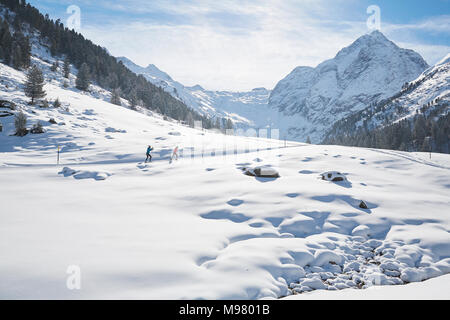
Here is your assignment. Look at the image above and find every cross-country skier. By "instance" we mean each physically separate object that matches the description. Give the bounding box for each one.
[145,145,153,163]
[171,146,179,161]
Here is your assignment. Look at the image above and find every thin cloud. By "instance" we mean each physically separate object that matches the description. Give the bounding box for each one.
[76,0,449,91]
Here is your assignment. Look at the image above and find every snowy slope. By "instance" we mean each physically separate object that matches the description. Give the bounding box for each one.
[117,57,274,128]
[1,55,450,299]
[269,31,429,143]
[389,54,450,122]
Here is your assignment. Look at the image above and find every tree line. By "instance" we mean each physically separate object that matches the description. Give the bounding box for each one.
[324,111,450,154]
[0,12,31,69]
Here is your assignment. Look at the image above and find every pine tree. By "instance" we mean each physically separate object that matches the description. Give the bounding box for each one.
[54,98,61,108]
[128,89,138,110]
[0,20,13,65]
[75,63,90,91]
[110,88,121,106]
[226,118,234,130]
[214,118,221,130]
[63,57,70,78]
[50,61,58,72]
[185,112,194,128]
[421,137,431,152]
[19,34,31,68]
[1,37,12,65]
[24,65,46,104]
[413,115,426,146]
[12,44,22,69]
[14,111,27,136]
[9,30,31,70]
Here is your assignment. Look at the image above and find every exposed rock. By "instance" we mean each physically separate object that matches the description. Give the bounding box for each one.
[320,171,347,182]
[359,200,368,209]
[245,166,280,178]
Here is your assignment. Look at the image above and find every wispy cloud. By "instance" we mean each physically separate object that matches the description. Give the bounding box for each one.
[35,0,450,91]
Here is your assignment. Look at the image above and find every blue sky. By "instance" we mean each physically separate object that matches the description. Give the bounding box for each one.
[27,0,450,91]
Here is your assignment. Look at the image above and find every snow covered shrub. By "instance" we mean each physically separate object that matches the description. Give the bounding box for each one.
[53,98,61,108]
[14,111,28,136]
[50,62,58,72]
[63,80,69,88]
[30,121,44,134]
[40,99,49,108]
[110,88,122,106]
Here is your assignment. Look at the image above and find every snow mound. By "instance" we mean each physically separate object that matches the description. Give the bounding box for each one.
[244,166,280,178]
[320,171,347,182]
[58,167,111,181]
[105,127,127,133]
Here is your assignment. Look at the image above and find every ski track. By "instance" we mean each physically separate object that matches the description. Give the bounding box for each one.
[369,149,450,171]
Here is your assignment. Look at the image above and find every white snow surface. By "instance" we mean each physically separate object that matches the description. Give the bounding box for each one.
[284,273,450,300]
[1,53,450,299]
[269,31,429,142]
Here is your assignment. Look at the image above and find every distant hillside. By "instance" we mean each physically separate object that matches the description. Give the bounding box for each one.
[117,57,274,129]
[0,0,220,129]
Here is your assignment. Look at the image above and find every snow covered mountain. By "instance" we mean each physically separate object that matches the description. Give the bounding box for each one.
[269,31,429,143]
[323,52,450,151]
[117,57,274,128]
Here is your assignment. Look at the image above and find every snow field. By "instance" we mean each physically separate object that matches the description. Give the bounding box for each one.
[1,54,450,299]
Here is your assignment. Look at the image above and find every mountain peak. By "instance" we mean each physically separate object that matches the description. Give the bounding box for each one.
[269,31,429,142]
[189,84,205,91]
[117,57,173,82]
[351,30,394,49]
[368,29,388,39]
[117,56,138,66]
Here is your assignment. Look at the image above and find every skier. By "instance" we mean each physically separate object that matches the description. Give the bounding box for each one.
[171,146,179,161]
[145,145,153,163]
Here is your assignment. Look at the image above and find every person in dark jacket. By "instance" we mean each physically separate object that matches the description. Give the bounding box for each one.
[145,145,153,163]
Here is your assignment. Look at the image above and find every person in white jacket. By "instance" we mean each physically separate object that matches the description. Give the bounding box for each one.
[170,146,179,163]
